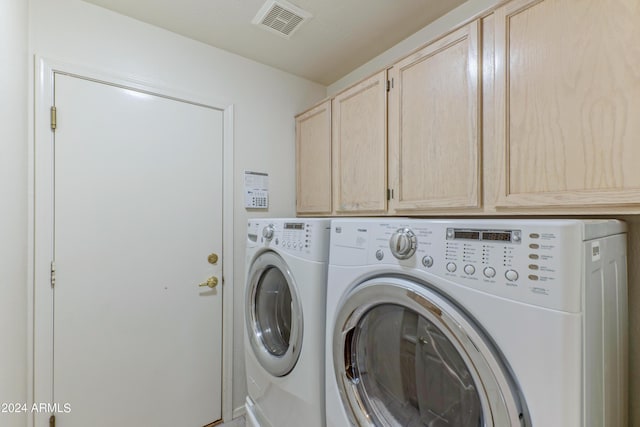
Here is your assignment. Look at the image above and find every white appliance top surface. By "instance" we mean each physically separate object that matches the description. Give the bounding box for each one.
[330,218,626,239]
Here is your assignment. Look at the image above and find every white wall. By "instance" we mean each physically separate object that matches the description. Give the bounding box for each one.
[0,0,28,426]
[327,0,500,96]
[28,0,325,418]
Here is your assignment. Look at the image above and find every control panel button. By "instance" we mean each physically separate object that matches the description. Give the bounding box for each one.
[512,231,522,243]
[528,264,539,270]
[446,262,457,273]
[421,256,433,268]
[483,267,496,278]
[529,243,540,249]
[389,228,417,260]
[375,250,384,261]
[529,254,539,259]
[505,269,519,281]
[464,264,475,275]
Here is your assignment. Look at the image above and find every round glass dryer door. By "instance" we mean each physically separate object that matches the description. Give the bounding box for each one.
[333,277,529,427]
[246,251,303,377]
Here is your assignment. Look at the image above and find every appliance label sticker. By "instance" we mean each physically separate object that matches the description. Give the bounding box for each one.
[591,241,601,262]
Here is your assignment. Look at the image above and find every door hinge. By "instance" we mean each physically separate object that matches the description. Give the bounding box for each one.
[386,78,394,92]
[387,188,394,200]
[50,106,57,131]
[49,414,56,427]
[50,261,56,288]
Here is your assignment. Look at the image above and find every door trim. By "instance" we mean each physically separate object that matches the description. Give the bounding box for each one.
[28,56,235,427]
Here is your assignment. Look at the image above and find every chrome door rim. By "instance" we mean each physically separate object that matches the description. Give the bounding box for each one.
[333,276,528,427]
[246,251,303,377]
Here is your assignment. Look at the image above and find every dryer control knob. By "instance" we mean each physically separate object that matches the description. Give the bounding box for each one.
[262,225,275,241]
[389,228,417,260]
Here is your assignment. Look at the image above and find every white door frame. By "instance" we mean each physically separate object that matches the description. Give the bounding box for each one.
[28,57,235,427]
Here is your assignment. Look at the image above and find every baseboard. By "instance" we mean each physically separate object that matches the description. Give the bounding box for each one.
[232,403,247,419]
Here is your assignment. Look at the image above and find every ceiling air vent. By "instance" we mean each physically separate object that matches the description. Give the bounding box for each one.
[252,0,312,38]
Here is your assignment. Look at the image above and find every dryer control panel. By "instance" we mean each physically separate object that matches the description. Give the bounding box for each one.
[330,219,624,312]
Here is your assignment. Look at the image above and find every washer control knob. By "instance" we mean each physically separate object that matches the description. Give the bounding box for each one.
[262,225,275,241]
[464,264,476,275]
[505,269,519,281]
[375,250,384,261]
[483,267,496,278]
[389,228,417,260]
[446,262,457,273]
[421,256,434,268]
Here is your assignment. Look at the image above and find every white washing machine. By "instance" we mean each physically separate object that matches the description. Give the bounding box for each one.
[326,219,628,427]
[244,218,331,427]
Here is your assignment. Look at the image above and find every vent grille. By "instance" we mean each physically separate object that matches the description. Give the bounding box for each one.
[253,0,311,38]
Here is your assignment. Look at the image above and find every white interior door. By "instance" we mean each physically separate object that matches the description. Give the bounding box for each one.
[52,73,223,427]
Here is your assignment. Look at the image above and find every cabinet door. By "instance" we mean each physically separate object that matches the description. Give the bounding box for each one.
[296,100,332,215]
[494,0,640,209]
[332,71,387,214]
[388,21,481,214]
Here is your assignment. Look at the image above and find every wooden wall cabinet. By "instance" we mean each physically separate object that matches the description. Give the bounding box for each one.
[296,23,481,217]
[492,0,640,210]
[332,70,388,215]
[388,21,481,214]
[295,100,332,215]
[297,0,640,217]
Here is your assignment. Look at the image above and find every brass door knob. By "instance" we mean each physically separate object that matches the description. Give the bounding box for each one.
[198,277,219,289]
[207,253,219,264]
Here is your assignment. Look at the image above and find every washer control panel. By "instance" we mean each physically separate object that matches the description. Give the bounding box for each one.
[280,222,308,250]
[247,219,331,262]
[331,219,588,312]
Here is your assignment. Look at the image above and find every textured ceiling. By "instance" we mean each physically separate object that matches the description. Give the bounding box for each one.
[81,0,467,85]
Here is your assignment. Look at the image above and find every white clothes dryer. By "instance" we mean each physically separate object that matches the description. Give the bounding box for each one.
[326,219,628,427]
[244,218,331,427]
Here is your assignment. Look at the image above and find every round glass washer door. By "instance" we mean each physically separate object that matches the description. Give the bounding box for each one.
[246,251,303,377]
[333,277,529,427]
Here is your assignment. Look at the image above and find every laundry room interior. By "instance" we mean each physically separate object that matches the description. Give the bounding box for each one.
[2,0,639,426]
